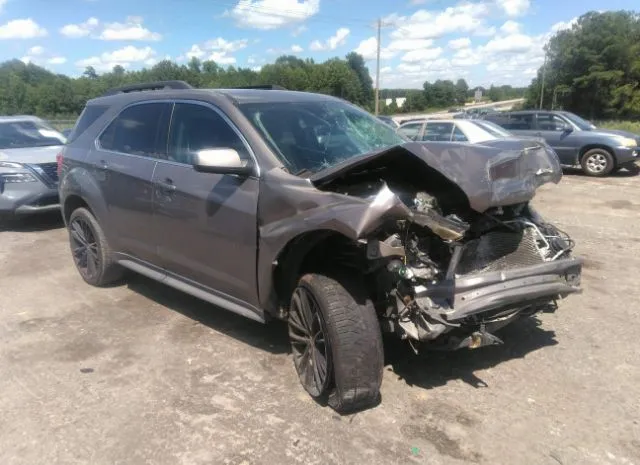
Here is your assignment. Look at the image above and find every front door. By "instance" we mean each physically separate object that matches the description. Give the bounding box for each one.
[152,101,260,307]
[534,113,579,164]
[94,101,171,263]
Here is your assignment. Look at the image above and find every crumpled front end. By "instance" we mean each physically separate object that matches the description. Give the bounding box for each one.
[258,139,581,350]
[378,198,582,351]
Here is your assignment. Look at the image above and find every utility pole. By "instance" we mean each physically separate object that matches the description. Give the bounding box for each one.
[539,49,547,110]
[375,17,382,115]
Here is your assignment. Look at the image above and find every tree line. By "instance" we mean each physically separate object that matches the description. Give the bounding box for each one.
[526,10,640,120]
[1,51,526,120]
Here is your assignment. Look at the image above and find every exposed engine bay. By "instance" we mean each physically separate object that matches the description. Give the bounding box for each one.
[362,184,581,351]
[259,140,583,351]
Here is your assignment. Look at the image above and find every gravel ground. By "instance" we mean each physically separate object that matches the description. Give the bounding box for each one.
[1,171,639,465]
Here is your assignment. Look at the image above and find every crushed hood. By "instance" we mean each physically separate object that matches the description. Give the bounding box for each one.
[310,140,562,213]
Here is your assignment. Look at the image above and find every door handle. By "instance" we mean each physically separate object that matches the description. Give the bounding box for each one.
[157,178,176,192]
[99,160,108,169]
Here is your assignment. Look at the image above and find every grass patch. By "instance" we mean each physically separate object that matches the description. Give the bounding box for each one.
[596,120,640,133]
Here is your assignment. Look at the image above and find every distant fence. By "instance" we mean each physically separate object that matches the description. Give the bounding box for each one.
[47,119,77,130]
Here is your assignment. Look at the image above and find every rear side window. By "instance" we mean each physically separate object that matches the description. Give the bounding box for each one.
[452,126,468,142]
[397,122,423,140]
[66,105,109,144]
[423,122,454,141]
[99,102,171,158]
[503,114,534,130]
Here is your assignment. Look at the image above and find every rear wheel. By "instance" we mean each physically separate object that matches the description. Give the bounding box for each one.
[287,273,384,413]
[581,148,614,177]
[68,207,123,286]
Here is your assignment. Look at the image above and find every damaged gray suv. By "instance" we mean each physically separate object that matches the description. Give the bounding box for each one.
[59,81,583,413]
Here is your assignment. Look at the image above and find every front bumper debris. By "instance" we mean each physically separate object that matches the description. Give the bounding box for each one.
[416,257,583,322]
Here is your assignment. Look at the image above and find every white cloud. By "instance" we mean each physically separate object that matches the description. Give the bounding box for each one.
[47,56,67,65]
[0,18,47,39]
[389,2,492,40]
[99,16,162,41]
[353,36,395,60]
[500,20,521,34]
[551,17,578,33]
[401,47,443,62]
[28,45,44,56]
[291,44,303,53]
[309,27,350,51]
[247,56,256,64]
[496,0,530,17]
[386,38,433,52]
[228,0,320,30]
[448,37,471,49]
[182,38,248,65]
[60,17,99,38]
[483,32,534,53]
[76,45,157,71]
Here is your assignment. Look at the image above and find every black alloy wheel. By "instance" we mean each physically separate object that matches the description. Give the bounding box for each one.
[288,285,331,398]
[69,215,101,282]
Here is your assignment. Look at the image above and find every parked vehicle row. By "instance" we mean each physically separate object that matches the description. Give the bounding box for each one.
[0,116,66,218]
[51,81,583,413]
[482,110,640,176]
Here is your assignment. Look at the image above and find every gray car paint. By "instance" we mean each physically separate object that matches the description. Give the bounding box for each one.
[485,111,640,167]
[0,145,63,215]
[60,88,573,323]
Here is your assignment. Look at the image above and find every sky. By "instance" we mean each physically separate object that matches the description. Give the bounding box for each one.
[0,0,637,88]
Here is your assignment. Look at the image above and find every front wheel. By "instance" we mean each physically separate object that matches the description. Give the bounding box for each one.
[581,148,614,177]
[287,273,383,413]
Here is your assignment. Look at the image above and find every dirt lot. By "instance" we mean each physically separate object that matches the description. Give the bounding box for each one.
[1,171,639,465]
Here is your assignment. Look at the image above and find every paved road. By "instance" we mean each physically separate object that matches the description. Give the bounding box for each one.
[1,171,639,465]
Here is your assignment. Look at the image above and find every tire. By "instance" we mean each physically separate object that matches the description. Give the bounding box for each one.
[580,148,615,177]
[67,207,124,286]
[287,272,384,414]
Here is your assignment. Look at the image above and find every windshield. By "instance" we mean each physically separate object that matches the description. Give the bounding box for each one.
[239,100,406,175]
[0,120,66,149]
[473,120,512,137]
[558,111,594,130]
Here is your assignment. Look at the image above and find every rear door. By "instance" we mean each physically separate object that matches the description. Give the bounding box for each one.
[534,113,578,164]
[94,102,171,263]
[502,113,536,138]
[151,101,260,308]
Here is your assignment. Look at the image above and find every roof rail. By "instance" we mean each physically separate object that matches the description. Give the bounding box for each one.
[101,80,193,97]
[233,84,287,90]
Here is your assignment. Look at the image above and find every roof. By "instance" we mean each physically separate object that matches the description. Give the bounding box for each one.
[88,87,341,107]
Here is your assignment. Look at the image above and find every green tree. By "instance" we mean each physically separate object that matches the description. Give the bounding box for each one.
[526,10,640,119]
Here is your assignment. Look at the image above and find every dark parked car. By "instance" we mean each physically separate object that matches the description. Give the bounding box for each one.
[483,110,640,176]
[0,115,66,218]
[58,81,583,413]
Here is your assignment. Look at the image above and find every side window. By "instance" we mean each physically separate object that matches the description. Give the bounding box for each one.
[504,114,534,130]
[536,114,567,131]
[452,126,468,142]
[67,104,109,144]
[423,122,454,141]
[397,123,423,141]
[167,103,248,165]
[99,103,170,158]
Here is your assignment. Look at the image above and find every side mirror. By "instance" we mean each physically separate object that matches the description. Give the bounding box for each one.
[560,123,573,133]
[193,148,254,176]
